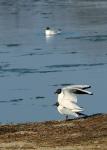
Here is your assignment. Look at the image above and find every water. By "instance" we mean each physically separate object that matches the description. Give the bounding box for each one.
[0,0,107,123]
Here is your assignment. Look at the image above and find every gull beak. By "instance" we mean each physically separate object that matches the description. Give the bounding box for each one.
[53,102,59,106]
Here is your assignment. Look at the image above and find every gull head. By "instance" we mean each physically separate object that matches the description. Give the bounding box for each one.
[46,27,50,30]
[54,88,62,94]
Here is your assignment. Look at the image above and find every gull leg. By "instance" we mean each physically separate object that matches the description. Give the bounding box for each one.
[66,115,68,120]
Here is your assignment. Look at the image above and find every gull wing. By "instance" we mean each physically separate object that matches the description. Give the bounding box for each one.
[62,89,78,103]
[69,88,93,95]
[63,84,91,90]
[63,85,93,95]
[61,100,84,112]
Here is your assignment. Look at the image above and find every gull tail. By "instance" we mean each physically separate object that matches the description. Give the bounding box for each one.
[76,112,88,117]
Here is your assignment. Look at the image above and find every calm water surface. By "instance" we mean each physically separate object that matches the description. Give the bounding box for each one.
[0,0,107,123]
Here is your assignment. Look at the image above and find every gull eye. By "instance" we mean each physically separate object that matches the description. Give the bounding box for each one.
[57,89,61,94]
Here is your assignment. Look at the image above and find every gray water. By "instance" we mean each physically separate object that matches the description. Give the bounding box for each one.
[0,0,107,123]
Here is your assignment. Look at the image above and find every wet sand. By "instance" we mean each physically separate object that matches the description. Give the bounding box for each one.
[0,113,107,149]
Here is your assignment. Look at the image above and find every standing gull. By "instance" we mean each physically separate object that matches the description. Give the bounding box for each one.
[55,84,93,120]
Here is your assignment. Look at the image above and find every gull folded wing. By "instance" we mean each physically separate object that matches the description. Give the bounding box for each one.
[60,100,84,112]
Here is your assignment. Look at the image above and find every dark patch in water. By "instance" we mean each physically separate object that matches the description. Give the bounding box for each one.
[6,44,21,47]
[0,98,23,103]
[0,51,9,54]
[20,52,52,57]
[0,75,8,77]
[1,68,38,74]
[35,96,45,99]
[21,52,37,56]
[36,52,53,56]
[63,51,78,54]
[88,35,106,41]
[0,1,13,6]
[34,48,42,51]
[0,64,10,70]
[46,63,105,69]
[52,83,73,87]
[66,34,107,42]
[38,70,61,73]
[0,100,8,103]
[70,52,77,54]
[10,98,23,102]
[0,67,61,75]
[41,12,53,15]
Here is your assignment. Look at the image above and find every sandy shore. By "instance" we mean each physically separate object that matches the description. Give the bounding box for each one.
[0,114,107,150]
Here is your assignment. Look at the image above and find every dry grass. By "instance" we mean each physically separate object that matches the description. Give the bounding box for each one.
[0,114,107,150]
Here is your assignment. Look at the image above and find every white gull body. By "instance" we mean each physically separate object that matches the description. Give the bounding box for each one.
[57,105,80,118]
[45,27,61,36]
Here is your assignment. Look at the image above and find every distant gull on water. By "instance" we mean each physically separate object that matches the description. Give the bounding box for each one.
[45,27,61,36]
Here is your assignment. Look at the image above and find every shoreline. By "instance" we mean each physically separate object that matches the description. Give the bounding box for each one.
[0,114,107,149]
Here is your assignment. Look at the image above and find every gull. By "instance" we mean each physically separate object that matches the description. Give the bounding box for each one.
[45,27,61,36]
[54,84,93,120]
[55,102,85,120]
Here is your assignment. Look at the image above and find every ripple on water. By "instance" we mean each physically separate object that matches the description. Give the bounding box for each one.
[20,52,53,57]
[62,51,78,55]
[0,66,62,76]
[0,63,10,69]
[35,96,45,99]
[33,48,42,51]
[0,51,9,54]
[5,43,21,47]
[0,98,23,104]
[1,68,38,75]
[38,70,62,73]
[46,63,106,69]
[0,101,8,103]
[9,98,23,103]
[0,62,106,77]
[52,83,74,87]
[66,34,107,42]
